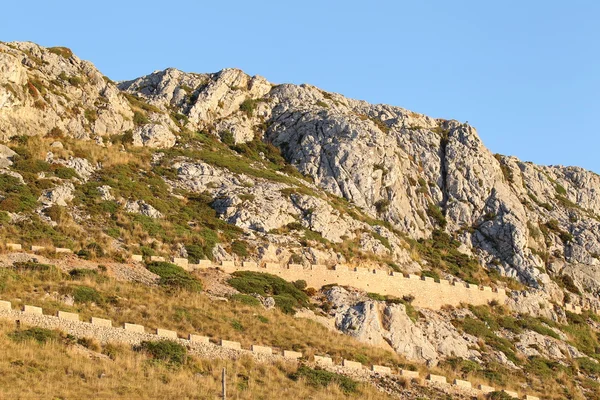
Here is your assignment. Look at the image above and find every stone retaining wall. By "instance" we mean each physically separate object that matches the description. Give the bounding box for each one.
[3,241,588,315]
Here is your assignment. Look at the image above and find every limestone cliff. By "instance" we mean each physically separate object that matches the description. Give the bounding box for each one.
[1,40,599,313]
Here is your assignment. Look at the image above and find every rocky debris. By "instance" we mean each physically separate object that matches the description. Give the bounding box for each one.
[132,124,176,149]
[515,330,587,360]
[0,144,16,168]
[124,200,163,218]
[98,185,114,201]
[38,182,75,207]
[47,154,97,181]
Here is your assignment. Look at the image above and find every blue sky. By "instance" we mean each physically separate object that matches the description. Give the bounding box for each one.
[2,1,599,172]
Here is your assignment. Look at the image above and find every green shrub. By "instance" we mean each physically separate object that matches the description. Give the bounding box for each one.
[427,203,447,228]
[72,285,103,304]
[577,357,600,375]
[239,98,260,117]
[488,392,517,400]
[136,340,187,365]
[231,294,261,306]
[53,166,78,179]
[133,111,149,126]
[290,366,359,394]
[8,327,61,344]
[367,292,386,301]
[293,280,307,290]
[374,199,390,213]
[13,261,55,272]
[231,240,248,257]
[146,262,203,292]
[219,130,235,146]
[228,271,308,314]
[69,268,99,280]
[48,47,73,58]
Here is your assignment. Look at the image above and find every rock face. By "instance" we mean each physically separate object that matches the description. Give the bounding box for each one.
[1,41,600,310]
[132,124,176,149]
[324,287,479,366]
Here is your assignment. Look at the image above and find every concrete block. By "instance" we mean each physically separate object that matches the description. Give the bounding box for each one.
[150,256,165,262]
[333,265,347,271]
[407,274,420,280]
[57,311,79,322]
[251,345,273,355]
[482,286,492,292]
[523,396,540,400]
[156,328,177,339]
[123,323,145,333]
[6,243,22,250]
[477,384,495,393]
[310,264,326,270]
[220,339,241,350]
[439,279,450,285]
[427,374,447,384]
[197,259,212,267]
[265,263,279,269]
[466,283,478,290]
[354,267,368,274]
[31,245,46,252]
[421,276,435,282]
[496,288,507,296]
[288,264,303,270]
[342,359,362,369]
[502,390,518,398]
[452,379,471,388]
[314,355,333,365]
[23,305,42,315]
[400,370,420,378]
[283,350,302,359]
[55,247,72,254]
[371,365,391,374]
[188,334,209,344]
[242,261,258,268]
[91,317,112,327]
[220,260,235,268]
[131,254,143,262]
[172,257,189,270]
[0,300,11,310]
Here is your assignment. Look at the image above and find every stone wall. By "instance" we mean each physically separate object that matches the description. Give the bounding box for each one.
[1,241,586,314]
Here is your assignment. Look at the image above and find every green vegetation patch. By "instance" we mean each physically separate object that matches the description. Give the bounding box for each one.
[228,271,308,314]
[8,327,62,344]
[146,262,203,293]
[135,340,187,365]
[290,366,359,394]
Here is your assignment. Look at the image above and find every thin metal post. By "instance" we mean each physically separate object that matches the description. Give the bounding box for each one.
[222,367,226,400]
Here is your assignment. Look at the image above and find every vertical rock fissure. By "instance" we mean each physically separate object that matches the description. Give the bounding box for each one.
[438,129,450,214]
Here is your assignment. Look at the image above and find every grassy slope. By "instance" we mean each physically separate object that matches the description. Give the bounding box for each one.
[0,321,390,399]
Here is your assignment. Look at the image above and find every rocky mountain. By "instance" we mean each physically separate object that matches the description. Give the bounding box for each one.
[1,41,600,399]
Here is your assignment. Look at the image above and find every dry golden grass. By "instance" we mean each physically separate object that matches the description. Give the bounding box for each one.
[0,321,391,399]
[0,266,410,370]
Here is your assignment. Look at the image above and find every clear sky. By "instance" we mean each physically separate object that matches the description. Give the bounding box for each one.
[2,1,599,172]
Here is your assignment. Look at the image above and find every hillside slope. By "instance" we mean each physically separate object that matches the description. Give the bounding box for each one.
[1,41,600,399]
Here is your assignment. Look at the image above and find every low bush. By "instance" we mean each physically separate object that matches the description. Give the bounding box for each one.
[228,271,308,314]
[72,285,104,304]
[135,340,187,365]
[146,262,203,292]
[8,327,61,344]
[231,294,261,306]
[290,366,359,394]
[69,268,99,280]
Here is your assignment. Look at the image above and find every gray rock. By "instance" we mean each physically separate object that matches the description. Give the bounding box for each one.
[132,124,176,149]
